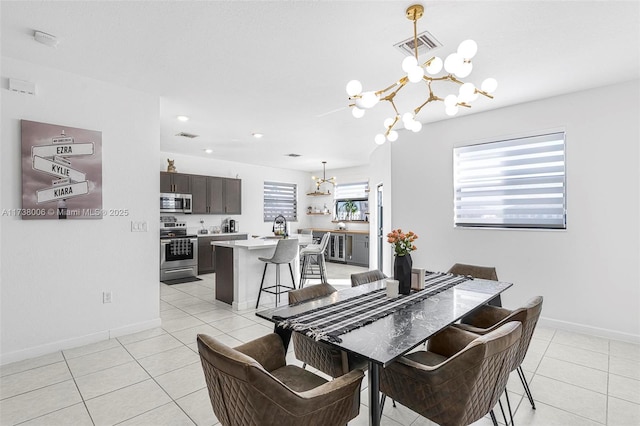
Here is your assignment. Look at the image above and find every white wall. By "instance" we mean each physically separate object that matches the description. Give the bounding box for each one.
[390,80,640,342]
[1,57,161,364]
[368,143,392,273]
[158,153,313,236]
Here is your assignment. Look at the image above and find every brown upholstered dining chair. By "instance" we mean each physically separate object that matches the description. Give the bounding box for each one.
[288,283,368,377]
[380,322,522,426]
[447,263,501,306]
[197,333,364,426]
[455,296,544,414]
[350,269,386,287]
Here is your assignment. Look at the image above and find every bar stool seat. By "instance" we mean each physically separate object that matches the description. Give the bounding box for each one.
[299,232,330,288]
[256,238,299,308]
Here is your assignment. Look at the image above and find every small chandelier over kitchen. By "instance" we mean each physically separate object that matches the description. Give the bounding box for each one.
[312,161,336,191]
[346,4,498,145]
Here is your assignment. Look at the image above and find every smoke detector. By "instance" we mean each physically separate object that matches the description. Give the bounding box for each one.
[34,31,59,48]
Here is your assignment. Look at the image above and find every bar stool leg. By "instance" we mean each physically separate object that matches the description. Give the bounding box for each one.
[299,254,308,288]
[319,253,327,282]
[256,263,268,309]
[275,264,281,307]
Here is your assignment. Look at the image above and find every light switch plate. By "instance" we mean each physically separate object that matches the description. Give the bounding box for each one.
[131,221,148,232]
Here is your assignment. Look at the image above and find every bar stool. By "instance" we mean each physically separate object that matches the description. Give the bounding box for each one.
[256,238,299,308]
[299,232,330,288]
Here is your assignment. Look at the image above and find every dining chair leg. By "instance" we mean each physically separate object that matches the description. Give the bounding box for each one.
[518,365,536,409]
[498,399,510,426]
[255,263,268,309]
[302,362,307,369]
[490,410,499,426]
[288,263,296,290]
[505,389,514,426]
[379,394,386,420]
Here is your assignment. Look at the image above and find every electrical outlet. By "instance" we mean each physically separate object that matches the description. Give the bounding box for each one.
[103,291,112,304]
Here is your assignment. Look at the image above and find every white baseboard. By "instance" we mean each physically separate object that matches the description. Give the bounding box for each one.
[539,316,640,344]
[0,318,161,366]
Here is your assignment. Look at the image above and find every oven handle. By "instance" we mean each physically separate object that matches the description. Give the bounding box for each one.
[164,268,195,274]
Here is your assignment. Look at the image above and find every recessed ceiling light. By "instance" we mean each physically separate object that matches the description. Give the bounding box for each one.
[252,133,264,139]
[176,115,189,122]
[204,149,213,154]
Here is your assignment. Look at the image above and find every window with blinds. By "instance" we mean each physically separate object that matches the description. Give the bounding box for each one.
[334,182,369,200]
[453,132,566,229]
[264,181,297,222]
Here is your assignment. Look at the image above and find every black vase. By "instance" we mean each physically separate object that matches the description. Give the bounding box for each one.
[394,253,413,295]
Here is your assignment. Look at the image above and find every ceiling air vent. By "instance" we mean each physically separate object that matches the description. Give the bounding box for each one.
[175,132,199,139]
[394,30,442,57]
[286,153,302,157]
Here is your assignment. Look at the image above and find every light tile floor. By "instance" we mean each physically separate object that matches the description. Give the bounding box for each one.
[1,263,639,425]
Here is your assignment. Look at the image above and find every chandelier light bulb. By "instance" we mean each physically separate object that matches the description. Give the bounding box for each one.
[384,117,395,128]
[407,65,425,83]
[444,52,464,74]
[402,56,418,73]
[374,134,386,145]
[387,130,399,142]
[346,80,363,97]
[402,112,414,124]
[352,107,365,118]
[445,105,459,116]
[356,91,380,109]
[481,78,498,93]
[457,39,478,59]
[411,121,423,132]
[425,57,443,75]
[444,94,458,107]
[459,82,476,98]
[455,61,473,78]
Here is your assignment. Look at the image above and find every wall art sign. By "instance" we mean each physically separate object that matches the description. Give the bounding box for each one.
[21,120,103,220]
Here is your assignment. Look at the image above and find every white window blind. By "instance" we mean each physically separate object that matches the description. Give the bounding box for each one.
[453,132,566,229]
[264,181,297,222]
[334,182,368,200]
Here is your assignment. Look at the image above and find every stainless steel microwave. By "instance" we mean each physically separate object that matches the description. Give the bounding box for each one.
[160,193,192,214]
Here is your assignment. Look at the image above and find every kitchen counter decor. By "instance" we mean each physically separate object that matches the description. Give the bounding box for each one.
[388,229,418,295]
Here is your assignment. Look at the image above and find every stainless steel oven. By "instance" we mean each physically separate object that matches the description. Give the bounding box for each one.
[160,217,198,281]
[160,193,192,214]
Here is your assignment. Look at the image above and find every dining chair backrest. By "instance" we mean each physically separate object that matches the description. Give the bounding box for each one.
[197,332,364,426]
[289,282,337,304]
[267,238,299,264]
[447,263,498,281]
[351,269,386,287]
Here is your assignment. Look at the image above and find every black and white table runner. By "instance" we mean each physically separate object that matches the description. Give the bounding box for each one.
[274,271,470,343]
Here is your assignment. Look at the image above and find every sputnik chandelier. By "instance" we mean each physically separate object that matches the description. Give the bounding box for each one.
[346,4,498,145]
[312,161,336,191]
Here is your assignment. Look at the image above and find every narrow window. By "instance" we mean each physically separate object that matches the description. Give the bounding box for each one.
[264,181,297,222]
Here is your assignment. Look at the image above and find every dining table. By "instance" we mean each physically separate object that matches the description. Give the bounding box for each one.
[255,272,513,426]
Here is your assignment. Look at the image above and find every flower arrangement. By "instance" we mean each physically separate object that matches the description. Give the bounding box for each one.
[387,229,418,256]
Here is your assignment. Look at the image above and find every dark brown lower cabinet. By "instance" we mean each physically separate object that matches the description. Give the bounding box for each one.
[215,246,234,304]
[197,234,248,275]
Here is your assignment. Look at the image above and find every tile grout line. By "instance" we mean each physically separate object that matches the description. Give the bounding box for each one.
[62,349,97,426]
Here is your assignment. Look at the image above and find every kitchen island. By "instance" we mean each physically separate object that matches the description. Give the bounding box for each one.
[212,238,302,310]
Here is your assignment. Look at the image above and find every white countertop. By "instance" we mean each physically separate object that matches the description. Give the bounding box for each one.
[196,232,247,238]
[211,235,311,250]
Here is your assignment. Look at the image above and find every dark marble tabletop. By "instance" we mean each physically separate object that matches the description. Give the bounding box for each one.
[256,278,512,367]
